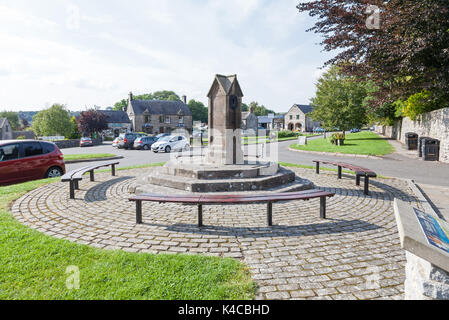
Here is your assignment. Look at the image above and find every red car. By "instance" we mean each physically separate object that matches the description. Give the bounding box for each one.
[80,137,93,147]
[0,140,66,186]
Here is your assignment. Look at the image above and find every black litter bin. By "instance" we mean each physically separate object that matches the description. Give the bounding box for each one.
[405,132,418,150]
[418,136,430,157]
[422,138,440,161]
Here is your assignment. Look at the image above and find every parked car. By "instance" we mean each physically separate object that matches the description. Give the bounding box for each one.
[0,140,66,186]
[155,133,170,140]
[112,137,120,148]
[151,135,190,153]
[121,133,147,150]
[133,136,158,150]
[313,127,326,133]
[350,128,361,133]
[80,137,93,147]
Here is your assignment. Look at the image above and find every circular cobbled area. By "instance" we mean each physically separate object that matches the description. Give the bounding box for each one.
[11,167,422,300]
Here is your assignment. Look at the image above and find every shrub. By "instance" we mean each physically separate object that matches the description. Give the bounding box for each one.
[277,130,297,139]
[330,133,345,145]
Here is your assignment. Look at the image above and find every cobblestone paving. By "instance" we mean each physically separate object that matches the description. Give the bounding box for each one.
[11,168,421,300]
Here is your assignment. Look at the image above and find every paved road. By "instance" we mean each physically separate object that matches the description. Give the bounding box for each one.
[63,138,449,187]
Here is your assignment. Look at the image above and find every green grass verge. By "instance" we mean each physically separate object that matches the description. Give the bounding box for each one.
[290,131,394,156]
[0,178,256,299]
[64,154,117,161]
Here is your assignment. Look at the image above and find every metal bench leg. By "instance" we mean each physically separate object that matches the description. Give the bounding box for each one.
[356,175,361,186]
[320,196,326,219]
[136,200,142,224]
[338,166,342,179]
[316,162,320,174]
[112,164,116,176]
[74,180,79,190]
[198,204,203,227]
[69,181,75,199]
[90,170,94,182]
[267,202,273,226]
[364,176,370,195]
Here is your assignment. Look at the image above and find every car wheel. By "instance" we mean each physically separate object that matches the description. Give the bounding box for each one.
[143,145,149,150]
[153,150,158,153]
[184,144,190,151]
[45,167,63,178]
[165,146,171,153]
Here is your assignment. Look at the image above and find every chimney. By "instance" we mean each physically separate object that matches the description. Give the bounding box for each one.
[182,95,187,104]
[129,92,133,102]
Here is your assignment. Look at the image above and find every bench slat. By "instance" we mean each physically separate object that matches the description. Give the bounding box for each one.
[130,189,334,204]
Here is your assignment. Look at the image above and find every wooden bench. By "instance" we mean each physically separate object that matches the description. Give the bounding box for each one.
[129,189,335,227]
[62,161,120,199]
[313,160,377,195]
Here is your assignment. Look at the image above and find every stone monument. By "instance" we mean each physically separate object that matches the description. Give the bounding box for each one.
[207,74,244,165]
[132,74,313,194]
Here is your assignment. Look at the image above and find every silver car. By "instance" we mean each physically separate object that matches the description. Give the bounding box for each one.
[151,135,190,153]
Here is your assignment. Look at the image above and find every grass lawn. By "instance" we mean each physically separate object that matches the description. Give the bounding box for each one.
[290,131,394,156]
[63,153,117,161]
[0,178,256,300]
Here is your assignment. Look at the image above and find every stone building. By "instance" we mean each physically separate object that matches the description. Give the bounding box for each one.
[257,114,285,130]
[285,104,321,132]
[98,110,132,137]
[126,93,193,135]
[242,110,257,131]
[0,118,13,140]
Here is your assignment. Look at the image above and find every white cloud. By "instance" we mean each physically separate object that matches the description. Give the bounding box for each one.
[0,0,328,112]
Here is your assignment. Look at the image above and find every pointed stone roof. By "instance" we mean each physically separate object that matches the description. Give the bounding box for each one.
[207,74,244,97]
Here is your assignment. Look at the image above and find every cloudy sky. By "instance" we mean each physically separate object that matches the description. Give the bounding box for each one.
[0,0,335,113]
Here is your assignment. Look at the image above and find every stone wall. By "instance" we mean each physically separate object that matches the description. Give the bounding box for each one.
[405,251,449,300]
[53,139,103,149]
[376,108,449,163]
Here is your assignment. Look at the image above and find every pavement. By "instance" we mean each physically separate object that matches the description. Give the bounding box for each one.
[12,167,421,300]
[62,135,449,215]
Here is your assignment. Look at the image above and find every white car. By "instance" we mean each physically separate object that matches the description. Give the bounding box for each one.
[151,135,190,153]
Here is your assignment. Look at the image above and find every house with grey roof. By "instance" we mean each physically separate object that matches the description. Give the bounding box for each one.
[285,104,321,132]
[242,110,257,131]
[126,92,193,134]
[98,110,132,137]
[0,118,13,140]
[257,114,285,130]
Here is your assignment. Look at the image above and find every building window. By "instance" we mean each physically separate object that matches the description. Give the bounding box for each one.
[145,115,150,123]
[178,116,184,124]
[159,116,164,123]
[296,115,300,120]
[289,115,293,120]
[165,116,171,124]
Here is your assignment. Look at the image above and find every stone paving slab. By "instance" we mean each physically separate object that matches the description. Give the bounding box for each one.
[11,167,422,300]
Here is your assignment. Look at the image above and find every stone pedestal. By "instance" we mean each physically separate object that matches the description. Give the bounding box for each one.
[394,199,449,300]
[405,251,449,300]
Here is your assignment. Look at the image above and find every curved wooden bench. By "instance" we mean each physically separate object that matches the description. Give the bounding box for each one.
[129,189,335,227]
[62,161,120,199]
[313,160,377,195]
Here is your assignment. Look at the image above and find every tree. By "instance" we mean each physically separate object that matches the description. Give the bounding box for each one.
[0,111,20,130]
[297,1,449,114]
[248,102,276,116]
[309,66,374,133]
[68,116,81,139]
[187,99,208,124]
[113,91,181,111]
[77,109,108,137]
[152,91,180,101]
[32,104,73,137]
